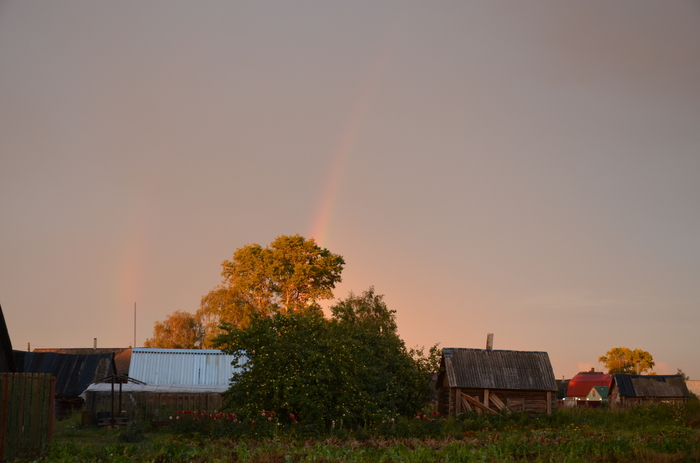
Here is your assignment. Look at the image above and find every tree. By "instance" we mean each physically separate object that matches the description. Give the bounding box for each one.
[677,368,689,380]
[598,347,655,374]
[215,287,432,429]
[197,235,344,345]
[147,234,345,348]
[144,311,205,349]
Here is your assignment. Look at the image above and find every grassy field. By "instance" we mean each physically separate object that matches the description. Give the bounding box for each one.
[15,402,700,462]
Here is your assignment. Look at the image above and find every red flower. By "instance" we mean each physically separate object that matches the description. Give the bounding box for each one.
[290,413,296,420]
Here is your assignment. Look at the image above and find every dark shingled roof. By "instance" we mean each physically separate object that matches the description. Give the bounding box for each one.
[442,348,557,392]
[13,350,116,399]
[612,374,689,398]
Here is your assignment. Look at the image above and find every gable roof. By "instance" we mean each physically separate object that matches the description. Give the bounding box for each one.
[566,372,612,397]
[588,386,609,399]
[13,350,116,399]
[441,348,557,392]
[611,374,689,398]
[0,304,16,372]
[128,348,240,386]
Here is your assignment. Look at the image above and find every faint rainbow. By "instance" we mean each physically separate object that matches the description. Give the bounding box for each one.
[309,30,399,247]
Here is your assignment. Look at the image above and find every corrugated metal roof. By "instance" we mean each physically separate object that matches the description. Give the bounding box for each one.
[128,348,241,386]
[13,350,116,398]
[612,374,689,398]
[442,348,557,391]
[34,348,132,376]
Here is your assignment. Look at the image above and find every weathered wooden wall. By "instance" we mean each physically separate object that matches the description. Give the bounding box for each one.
[439,387,555,416]
[0,373,54,461]
[608,388,688,409]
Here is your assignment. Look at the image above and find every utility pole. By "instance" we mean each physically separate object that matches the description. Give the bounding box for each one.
[134,302,137,348]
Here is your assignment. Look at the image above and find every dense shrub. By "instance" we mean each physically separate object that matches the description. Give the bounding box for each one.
[215,288,433,430]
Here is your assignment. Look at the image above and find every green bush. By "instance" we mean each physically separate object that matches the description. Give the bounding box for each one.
[215,289,433,431]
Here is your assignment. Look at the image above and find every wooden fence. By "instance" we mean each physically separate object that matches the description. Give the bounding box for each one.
[0,373,55,461]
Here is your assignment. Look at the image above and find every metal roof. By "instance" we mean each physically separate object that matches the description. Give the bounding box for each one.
[566,372,612,398]
[13,350,116,398]
[442,348,557,391]
[34,348,132,376]
[612,374,689,398]
[128,348,241,386]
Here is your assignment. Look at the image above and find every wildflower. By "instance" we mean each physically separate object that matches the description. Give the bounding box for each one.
[169,416,173,420]
[268,417,272,421]
[290,413,295,420]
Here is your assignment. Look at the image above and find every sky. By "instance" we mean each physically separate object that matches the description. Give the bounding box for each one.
[1,1,699,380]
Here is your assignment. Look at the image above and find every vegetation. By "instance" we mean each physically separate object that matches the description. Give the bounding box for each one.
[145,234,345,348]
[598,347,655,374]
[214,287,434,430]
[24,401,700,462]
[143,310,205,349]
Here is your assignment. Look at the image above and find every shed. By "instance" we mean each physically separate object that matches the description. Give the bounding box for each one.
[13,350,116,418]
[83,348,242,421]
[608,374,689,409]
[437,348,557,416]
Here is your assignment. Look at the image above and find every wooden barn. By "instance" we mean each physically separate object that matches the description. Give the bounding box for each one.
[437,347,558,416]
[608,374,689,409]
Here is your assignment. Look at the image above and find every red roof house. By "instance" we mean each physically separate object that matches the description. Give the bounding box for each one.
[566,369,612,398]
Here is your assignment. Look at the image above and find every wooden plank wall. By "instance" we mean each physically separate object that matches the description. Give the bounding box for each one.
[0,373,55,461]
[439,387,555,416]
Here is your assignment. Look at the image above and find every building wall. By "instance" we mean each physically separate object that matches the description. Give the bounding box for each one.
[608,383,688,409]
[85,390,223,421]
[438,387,554,416]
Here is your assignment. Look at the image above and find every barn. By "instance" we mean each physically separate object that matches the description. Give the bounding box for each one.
[437,347,558,416]
[608,374,689,409]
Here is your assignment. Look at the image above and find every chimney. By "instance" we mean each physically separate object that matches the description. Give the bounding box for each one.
[590,367,595,373]
[486,333,494,351]
[94,338,97,349]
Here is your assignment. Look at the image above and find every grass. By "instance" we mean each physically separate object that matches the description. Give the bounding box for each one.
[14,402,700,462]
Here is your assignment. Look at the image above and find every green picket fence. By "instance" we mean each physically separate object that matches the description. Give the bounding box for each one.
[0,373,55,461]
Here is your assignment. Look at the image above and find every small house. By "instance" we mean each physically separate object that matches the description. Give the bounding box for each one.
[608,374,689,409]
[566,369,612,399]
[13,350,116,418]
[437,347,558,415]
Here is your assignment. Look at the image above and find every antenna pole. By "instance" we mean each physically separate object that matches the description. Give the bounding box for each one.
[134,302,136,347]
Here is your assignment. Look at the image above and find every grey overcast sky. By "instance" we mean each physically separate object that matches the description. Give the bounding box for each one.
[1,1,699,379]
